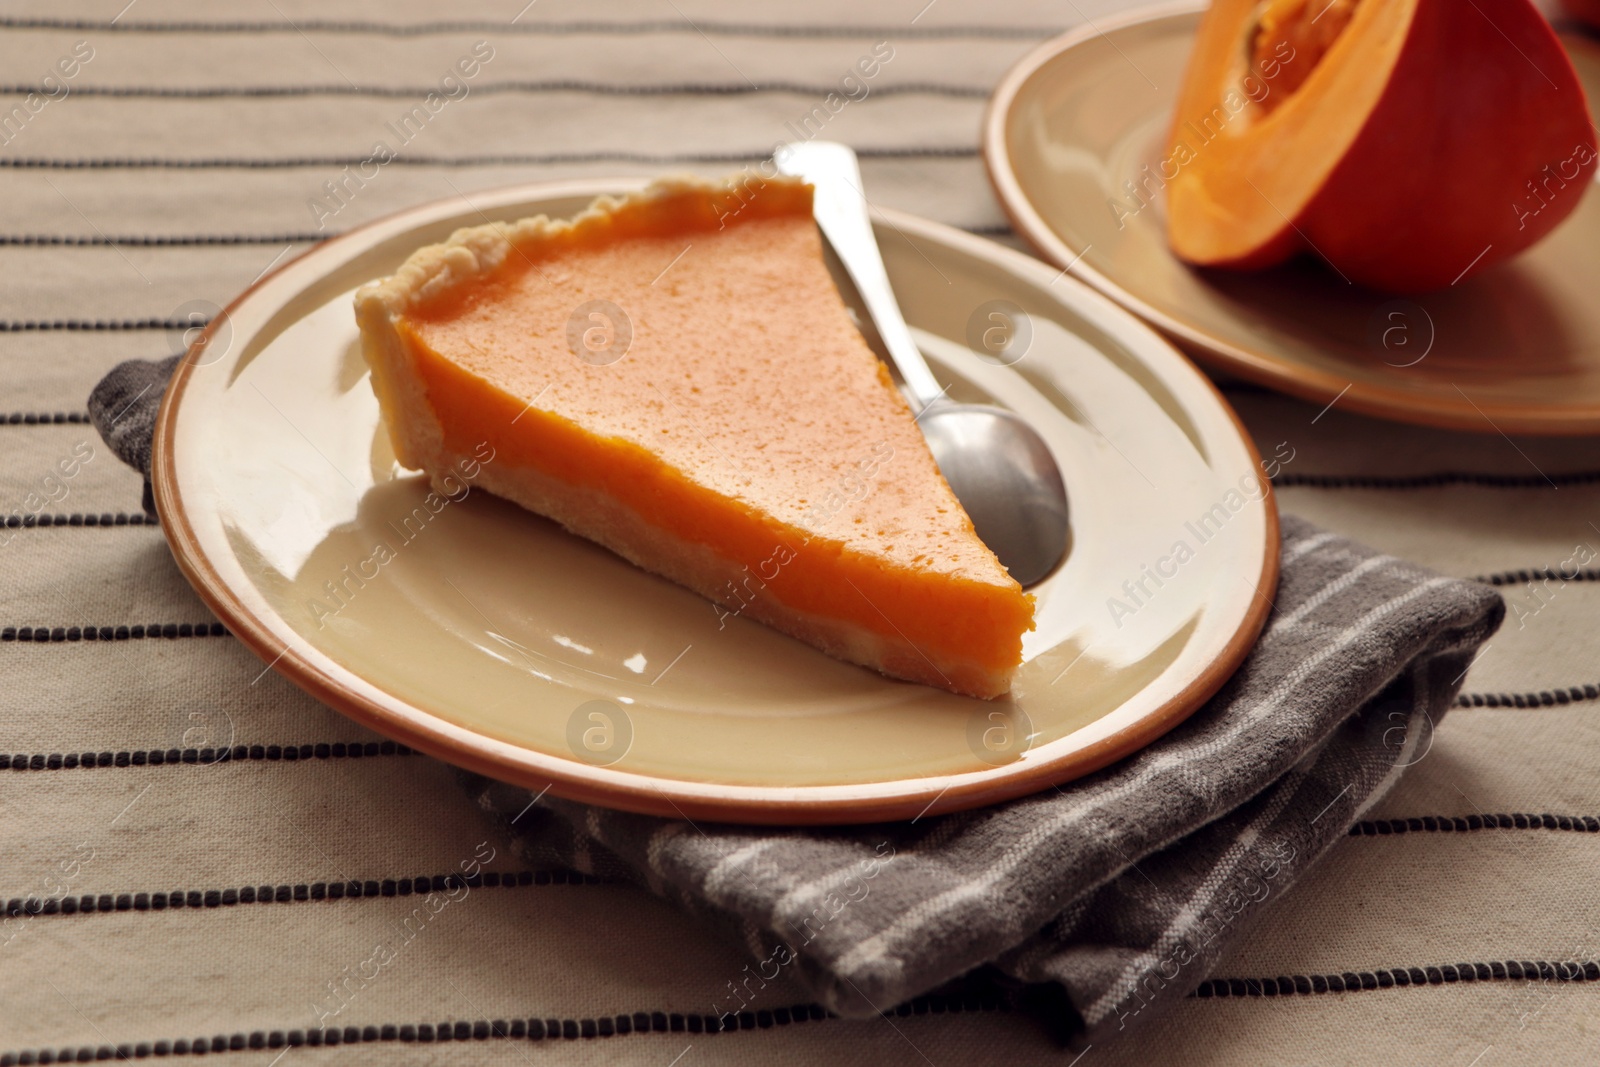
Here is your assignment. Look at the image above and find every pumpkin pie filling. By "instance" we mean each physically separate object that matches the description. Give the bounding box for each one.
[356,176,1034,699]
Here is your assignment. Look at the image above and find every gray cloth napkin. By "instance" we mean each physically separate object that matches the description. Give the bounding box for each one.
[91,357,1503,1047]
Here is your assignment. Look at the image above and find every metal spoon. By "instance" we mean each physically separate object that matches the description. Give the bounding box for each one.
[776,140,1070,588]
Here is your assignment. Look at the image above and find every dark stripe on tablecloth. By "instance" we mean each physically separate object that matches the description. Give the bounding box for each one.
[0,81,990,100]
[1,870,607,920]
[0,623,225,642]
[0,411,92,423]
[0,318,199,332]
[1456,685,1600,708]
[0,995,999,1066]
[0,742,413,771]
[0,146,979,169]
[0,513,155,528]
[1473,567,1600,587]
[1192,959,1600,999]
[0,222,1015,246]
[1349,813,1600,835]
[0,16,1059,39]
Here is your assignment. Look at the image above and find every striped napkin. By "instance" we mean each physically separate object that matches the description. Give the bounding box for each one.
[473,518,1502,1045]
[91,359,1503,1047]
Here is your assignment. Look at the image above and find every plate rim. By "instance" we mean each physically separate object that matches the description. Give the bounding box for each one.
[982,1,1600,436]
[152,177,1280,825]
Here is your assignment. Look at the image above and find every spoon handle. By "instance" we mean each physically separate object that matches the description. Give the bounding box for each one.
[775,141,946,412]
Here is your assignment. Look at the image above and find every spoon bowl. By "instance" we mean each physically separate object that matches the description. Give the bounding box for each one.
[777,140,1072,587]
[918,403,1070,588]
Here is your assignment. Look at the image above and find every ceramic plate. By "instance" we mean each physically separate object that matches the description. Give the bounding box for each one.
[985,3,1600,435]
[153,179,1278,824]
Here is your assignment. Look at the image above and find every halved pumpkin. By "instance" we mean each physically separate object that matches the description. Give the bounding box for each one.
[1166,0,1596,292]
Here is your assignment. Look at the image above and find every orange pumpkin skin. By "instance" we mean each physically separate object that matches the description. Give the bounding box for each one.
[1167,0,1596,292]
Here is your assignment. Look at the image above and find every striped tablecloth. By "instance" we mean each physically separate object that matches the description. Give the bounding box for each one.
[3,1,1597,1063]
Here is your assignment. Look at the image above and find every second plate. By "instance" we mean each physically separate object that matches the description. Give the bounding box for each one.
[985,2,1600,434]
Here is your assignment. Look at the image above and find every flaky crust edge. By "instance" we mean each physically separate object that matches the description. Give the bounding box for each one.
[353,174,809,471]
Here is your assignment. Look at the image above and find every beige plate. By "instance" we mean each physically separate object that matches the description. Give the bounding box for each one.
[153,179,1278,825]
[985,3,1600,435]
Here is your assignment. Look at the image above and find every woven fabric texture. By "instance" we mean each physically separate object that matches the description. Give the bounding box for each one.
[3,1,1597,1064]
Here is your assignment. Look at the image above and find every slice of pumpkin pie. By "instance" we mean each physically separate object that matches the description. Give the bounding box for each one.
[354,175,1033,698]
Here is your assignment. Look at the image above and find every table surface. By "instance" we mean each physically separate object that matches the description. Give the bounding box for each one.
[2,1,1597,1063]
